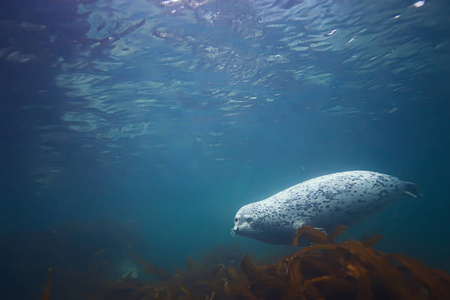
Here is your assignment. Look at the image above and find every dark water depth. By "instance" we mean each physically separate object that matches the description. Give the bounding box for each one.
[0,0,449,298]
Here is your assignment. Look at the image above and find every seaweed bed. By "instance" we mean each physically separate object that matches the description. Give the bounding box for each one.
[57,225,450,300]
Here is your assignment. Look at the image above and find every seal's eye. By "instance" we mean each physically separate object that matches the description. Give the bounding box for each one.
[234,218,238,223]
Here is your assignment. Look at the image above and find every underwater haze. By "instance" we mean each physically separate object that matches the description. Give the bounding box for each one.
[1,0,449,298]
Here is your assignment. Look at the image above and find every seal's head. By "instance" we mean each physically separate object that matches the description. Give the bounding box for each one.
[232,203,264,238]
[232,202,298,244]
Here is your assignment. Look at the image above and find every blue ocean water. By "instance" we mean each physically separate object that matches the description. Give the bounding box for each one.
[0,0,449,298]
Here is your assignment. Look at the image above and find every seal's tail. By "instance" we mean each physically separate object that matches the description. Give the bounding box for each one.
[401,181,423,198]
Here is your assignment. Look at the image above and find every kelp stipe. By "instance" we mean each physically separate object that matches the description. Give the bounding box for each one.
[41,267,52,300]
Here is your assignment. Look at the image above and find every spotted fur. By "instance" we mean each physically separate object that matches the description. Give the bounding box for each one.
[232,170,421,245]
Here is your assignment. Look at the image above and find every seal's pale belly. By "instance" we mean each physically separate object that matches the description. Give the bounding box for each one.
[232,170,421,245]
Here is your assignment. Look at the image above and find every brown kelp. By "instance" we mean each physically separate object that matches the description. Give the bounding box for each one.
[90,225,450,300]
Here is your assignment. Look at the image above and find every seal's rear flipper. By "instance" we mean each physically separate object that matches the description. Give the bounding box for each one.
[401,182,423,198]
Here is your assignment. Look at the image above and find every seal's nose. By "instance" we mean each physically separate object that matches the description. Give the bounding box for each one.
[235,227,240,231]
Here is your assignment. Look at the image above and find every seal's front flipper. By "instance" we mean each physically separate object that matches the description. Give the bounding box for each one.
[292,221,326,235]
[314,227,327,234]
[400,182,423,198]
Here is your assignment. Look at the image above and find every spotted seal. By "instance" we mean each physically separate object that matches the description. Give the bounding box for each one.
[232,170,422,245]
